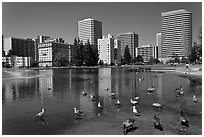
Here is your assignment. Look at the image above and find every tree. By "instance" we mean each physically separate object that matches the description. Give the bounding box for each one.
[7,49,15,57]
[136,55,144,63]
[148,56,155,64]
[189,42,199,64]
[84,40,94,66]
[53,52,69,67]
[72,38,84,66]
[124,45,131,64]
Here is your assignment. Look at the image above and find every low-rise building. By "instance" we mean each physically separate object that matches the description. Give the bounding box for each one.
[2,56,33,67]
[136,45,158,63]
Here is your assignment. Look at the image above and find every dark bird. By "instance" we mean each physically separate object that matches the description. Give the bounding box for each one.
[36,108,45,117]
[48,87,51,90]
[153,115,163,131]
[180,110,189,130]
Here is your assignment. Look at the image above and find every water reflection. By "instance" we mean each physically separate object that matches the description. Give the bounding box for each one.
[2,68,201,135]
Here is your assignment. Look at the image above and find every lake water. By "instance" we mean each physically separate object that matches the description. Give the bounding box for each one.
[2,68,202,135]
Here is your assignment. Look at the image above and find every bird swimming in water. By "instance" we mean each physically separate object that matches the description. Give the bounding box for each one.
[152,103,162,109]
[98,102,103,109]
[115,100,121,105]
[48,87,51,90]
[36,108,45,117]
[73,108,85,116]
[130,99,139,105]
[134,96,140,101]
[193,95,198,103]
[180,110,189,131]
[82,91,87,96]
[90,95,95,101]
[153,115,163,131]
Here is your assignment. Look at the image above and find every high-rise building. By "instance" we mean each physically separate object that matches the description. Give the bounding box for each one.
[156,33,162,60]
[4,37,35,59]
[78,18,102,45]
[117,32,138,59]
[161,9,192,59]
[98,34,115,65]
[136,45,158,63]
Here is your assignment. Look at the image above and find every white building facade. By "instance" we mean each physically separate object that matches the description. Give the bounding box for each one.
[98,34,115,65]
[78,18,102,45]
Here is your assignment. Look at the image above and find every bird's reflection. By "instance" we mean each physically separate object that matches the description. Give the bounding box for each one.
[36,117,48,125]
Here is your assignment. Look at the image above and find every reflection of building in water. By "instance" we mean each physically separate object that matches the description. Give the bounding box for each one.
[98,68,111,104]
[38,70,53,104]
[2,78,38,103]
[111,68,122,99]
[156,73,163,103]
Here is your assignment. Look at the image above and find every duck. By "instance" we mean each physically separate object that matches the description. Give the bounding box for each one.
[82,91,87,96]
[73,108,85,116]
[105,88,108,91]
[130,99,139,105]
[153,115,163,131]
[180,110,189,130]
[36,108,45,117]
[147,87,155,91]
[115,100,121,105]
[98,102,103,109]
[132,106,140,116]
[193,95,198,103]
[152,103,162,108]
[111,92,116,96]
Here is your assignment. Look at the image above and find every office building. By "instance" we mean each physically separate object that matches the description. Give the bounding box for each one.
[2,56,32,67]
[4,37,35,59]
[117,32,138,59]
[98,34,114,65]
[38,41,71,67]
[156,33,162,60]
[161,9,192,59]
[78,18,102,45]
[136,45,158,63]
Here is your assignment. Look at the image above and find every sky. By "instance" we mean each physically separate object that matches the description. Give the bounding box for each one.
[2,2,202,46]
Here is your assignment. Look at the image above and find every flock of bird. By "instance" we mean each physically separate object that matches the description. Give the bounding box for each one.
[35,77,198,133]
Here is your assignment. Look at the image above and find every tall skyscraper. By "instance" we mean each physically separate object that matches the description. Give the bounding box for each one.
[117,32,138,59]
[161,9,192,59]
[156,33,162,60]
[78,18,102,45]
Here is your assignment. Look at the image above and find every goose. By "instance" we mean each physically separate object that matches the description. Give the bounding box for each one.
[82,91,87,96]
[180,110,189,130]
[130,99,139,105]
[193,95,198,103]
[73,108,85,116]
[115,100,121,105]
[132,106,140,116]
[98,102,103,109]
[153,115,163,131]
[36,108,45,117]
[152,103,162,108]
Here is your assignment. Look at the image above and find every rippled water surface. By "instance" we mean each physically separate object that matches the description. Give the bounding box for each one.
[2,68,202,135]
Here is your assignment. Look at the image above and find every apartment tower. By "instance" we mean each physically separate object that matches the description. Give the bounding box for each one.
[78,18,102,45]
[161,9,192,59]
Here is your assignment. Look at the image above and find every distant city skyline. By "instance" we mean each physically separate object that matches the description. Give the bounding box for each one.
[2,2,202,46]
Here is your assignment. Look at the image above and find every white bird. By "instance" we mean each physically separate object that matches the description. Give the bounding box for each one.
[115,100,121,105]
[152,103,162,108]
[147,87,155,91]
[139,78,144,82]
[134,96,140,100]
[132,106,140,116]
[130,99,139,105]
[193,95,198,103]
[36,108,45,117]
[111,92,116,96]
[98,102,103,109]
[73,108,85,116]
[90,95,95,101]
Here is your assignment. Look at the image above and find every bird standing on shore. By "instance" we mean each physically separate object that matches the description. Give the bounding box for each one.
[36,108,45,117]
